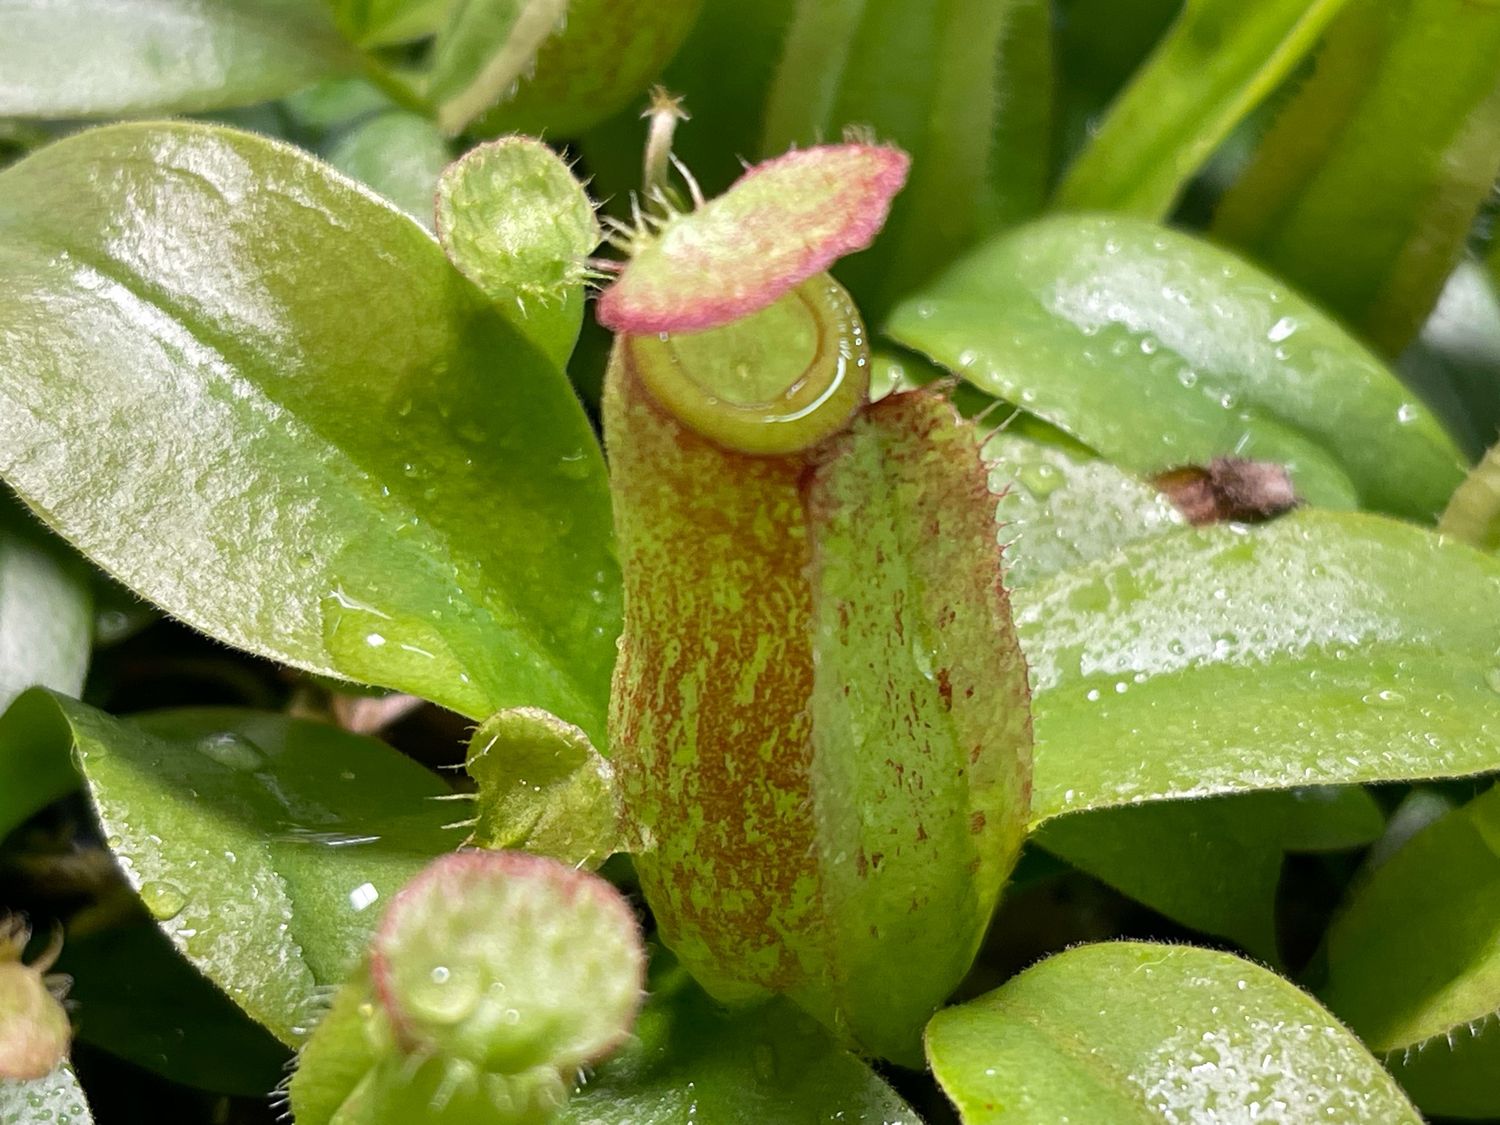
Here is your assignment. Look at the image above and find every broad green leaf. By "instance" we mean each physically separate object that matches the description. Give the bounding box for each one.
[473,0,705,138]
[426,0,567,134]
[1017,510,1500,823]
[0,123,620,740]
[325,111,450,228]
[1321,784,1500,1118]
[927,942,1421,1124]
[1054,0,1350,217]
[563,959,920,1125]
[986,431,1184,589]
[0,0,356,118]
[1214,0,1500,355]
[59,922,289,1096]
[0,495,91,715]
[1398,260,1500,462]
[435,136,600,367]
[0,691,456,1045]
[0,1062,93,1125]
[888,214,1466,521]
[1441,440,1500,553]
[1035,788,1384,962]
[763,0,1039,313]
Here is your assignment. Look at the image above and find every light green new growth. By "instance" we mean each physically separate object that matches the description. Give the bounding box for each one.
[289,851,645,1125]
[465,707,624,867]
[1440,440,1500,552]
[435,135,602,367]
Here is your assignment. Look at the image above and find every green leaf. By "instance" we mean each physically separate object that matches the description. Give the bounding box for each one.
[426,0,568,134]
[0,0,356,118]
[0,123,620,740]
[59,922,289,1096]
[0,1062,93,1125]
[986,430,1185,589]
[763,0,1043,313]
[1320,784,1500,1116]
[1388,1022,1500,1121]
[564,959,920,1125]
[1397,260,1500,462]
[1441,440,1500,553]
[464,707,623,866]
[1213,0,1500,355]
[1016,510,1500,823]
[926,942,1422,1124]
[1054,0,1351,217]
[0,495,91,715]
[327,0,455,46]
[887,214,1466,521]
[434,136,601,367]
[1035,788,1384,962]
[325,111,450,228]
[473,0,706,138]
[0,691,457,1045]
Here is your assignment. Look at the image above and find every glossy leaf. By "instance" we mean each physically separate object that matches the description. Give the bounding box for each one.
[564,958,920,1125]
[0,692,456,1045]
[0,0,356,118]
[473,0,705,137]
[1441,440,1500,554]
[325,111,450,228]
[59,922,289,1096]
[927,942,1421,1124]
[1054,0,1350,217]
[1321,784,1500,1115]
[1214,0,1500,355]
[1016,510,1500,823]
[986,430,1184,589]
[763,0,1039,312]
[0,1062,93,1125]
[427,0,567,134]
[0,123,619,739]
[435,136,600,367]
[0,495,91,715]
[1035,788,1384,961]
[888,214,1465,520]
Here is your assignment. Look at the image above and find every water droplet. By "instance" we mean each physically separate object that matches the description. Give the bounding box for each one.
[1139,337,1158,355]
[1485,667,1500,694]
[365,632,387,647]
[1266,316,1298,343]
[1361,689,1405,707]
[1017,462,1063,498]
[196,732,266,772]
[140,881,187,920]
[406,961,482,1025]
[555,450,591,480]
[1396,403,1419,424]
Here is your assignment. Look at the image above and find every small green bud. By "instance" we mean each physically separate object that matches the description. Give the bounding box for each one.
[289,851,644,1125]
